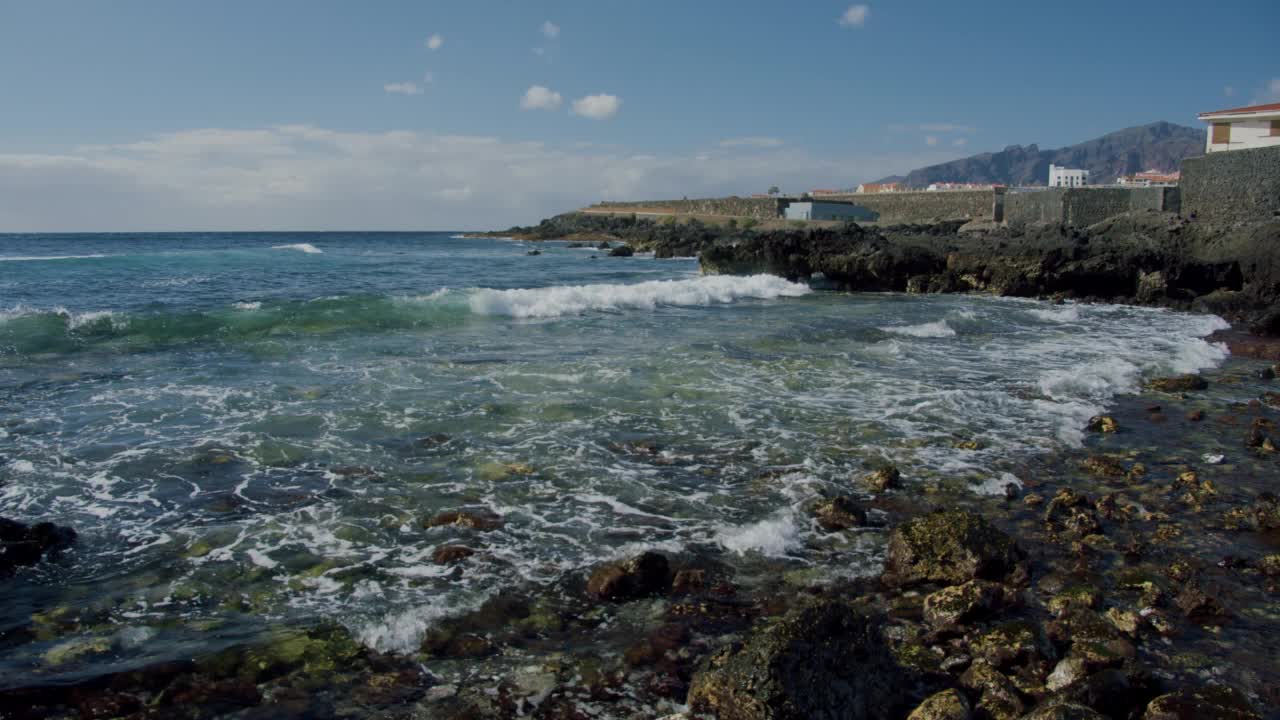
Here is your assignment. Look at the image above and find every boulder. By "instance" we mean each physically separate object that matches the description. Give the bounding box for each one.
[687,599,917,720]
[812,496,869,532]
[0,517,77,576]
[971,622,1052,670]
[883,510,1027,588]
[1086,416,1118,433]
[609,245,635,257]
[907,689,971,720]
[922,580,1018,628]
[864,466,902,492]
[586,551,671,601]
[1146,375,1208,393]
[1142,685,1261,720]
[432,545,475,565]
[423,510,504,532]
[1019,702,1107,720]
[961,661,1025,720]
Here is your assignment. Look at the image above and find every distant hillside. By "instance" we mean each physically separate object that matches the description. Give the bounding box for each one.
[881,121,1204,187]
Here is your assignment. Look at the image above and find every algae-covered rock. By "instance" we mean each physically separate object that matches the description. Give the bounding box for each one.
[971,622,1051,670]
[687,599,916,720]
[1142,685,1261,720]
[1081,455,1127,478]
[423,509,504,531]
[1043,490,1102,538]
[961,661,1026,720]
[1047,585,1102,614]
[586,551,671,601]
[883,510,1027,588]
[908,689,971,720]
[1146,375,1209,393]
[923,580,1017,628]
[1019,701,1107,720]
[812,495,869,532]
[864,465,903,492]
[1087,416,1119,433]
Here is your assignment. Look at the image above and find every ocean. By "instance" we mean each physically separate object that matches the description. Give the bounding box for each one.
[0,231,1230,687]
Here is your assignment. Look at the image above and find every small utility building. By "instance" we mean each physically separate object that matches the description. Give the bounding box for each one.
[784,201,876,222]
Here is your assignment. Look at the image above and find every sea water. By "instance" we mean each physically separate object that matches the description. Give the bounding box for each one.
[0,232,1228,684]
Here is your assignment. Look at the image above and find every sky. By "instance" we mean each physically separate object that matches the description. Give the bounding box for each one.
[0,0,1276,231]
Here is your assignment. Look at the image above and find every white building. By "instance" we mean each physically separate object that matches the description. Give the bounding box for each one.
[784,201,876,222]
[1198,102,1280,153]
[1048,164,1089,188]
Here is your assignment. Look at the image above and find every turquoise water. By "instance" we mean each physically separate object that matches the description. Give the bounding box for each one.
[0,232,1230,685]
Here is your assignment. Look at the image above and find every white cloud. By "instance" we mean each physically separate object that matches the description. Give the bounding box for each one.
[890,122,976,134]
[924,136,939,146]
[719,137,784,148]
[541,21,560,39]
[423,72,435,84]
[1252,78,1280,104]
[533,47,545,56]
[838,4,870,27]
[952,138,969,147]
[425,33,443,50]
[0,124,957,231]
[520,85,563,111]
[571,94,621,120]
[1224,86,1235,97]
[384,82,423,96]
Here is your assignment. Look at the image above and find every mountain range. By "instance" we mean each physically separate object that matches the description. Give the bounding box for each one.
[878,121,1205,187]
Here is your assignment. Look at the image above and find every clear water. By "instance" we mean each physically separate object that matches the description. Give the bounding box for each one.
[0,232,1229,686]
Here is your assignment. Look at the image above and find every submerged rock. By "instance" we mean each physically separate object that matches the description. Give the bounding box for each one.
[0,517,77,576]
[864,466,903,492]
[608,245,635,257]
[812,495,869,532]
[686,599,917,720]
[586,551,671,601]
[1146,375,1209,393]
[1141,685,1261,720]
[883,510,1028,588]
[432,545,475,565]
[1087,416,1119,433]
[423,510,504,532]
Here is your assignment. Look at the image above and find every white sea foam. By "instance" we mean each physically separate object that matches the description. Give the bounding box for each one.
[0,254,108,262]
[716,513,802,557]
[272,243,324,254]
[880,320,956,338]
[233,301,263,311]
[972,472,1024,496]
[468,275,810,318]
[8,460,35,474]
[1028,305,1081,323]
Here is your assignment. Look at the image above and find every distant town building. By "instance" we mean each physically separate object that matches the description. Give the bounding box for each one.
[925,182,996,192]
[784,201,876,222]
[1048,164,1089,188]
[1117,170,1180,187]
[1198,102,1280,153]
[855,182,901,194]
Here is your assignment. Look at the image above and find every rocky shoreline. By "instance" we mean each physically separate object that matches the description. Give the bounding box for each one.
[5,349,1279,719]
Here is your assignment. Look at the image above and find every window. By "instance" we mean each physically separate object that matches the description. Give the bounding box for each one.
[1271,119,1280,137]
[1212,123,1231,144]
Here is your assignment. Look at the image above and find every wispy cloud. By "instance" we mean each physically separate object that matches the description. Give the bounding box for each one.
[571,94,621,120]
[719,137,784,149]
[924,136,939,146]
[541,21,560,39]
[838,4,870,27]
[0,124,952,230]
[890,122,977,134]
[520,85,563,111]
[1224,86,1235,98]
[1252,78,1280,104]
[384,82,423,96]
[953,138,969,147]
[425,33,443,50]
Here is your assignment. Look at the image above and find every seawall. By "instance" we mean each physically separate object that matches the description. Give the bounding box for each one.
[1004,186,1180,228]
[1181,145,1280,223]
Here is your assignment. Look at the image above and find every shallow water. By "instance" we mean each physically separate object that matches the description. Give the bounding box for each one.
[0,232,1230,686]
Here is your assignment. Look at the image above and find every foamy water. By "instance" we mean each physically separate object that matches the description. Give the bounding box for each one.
[0,232,1232,682]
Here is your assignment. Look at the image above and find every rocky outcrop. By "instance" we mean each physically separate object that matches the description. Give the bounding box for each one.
[883,510,1028,588]
[686,599,919,720]
[1,517,77,576]
[586,551,671,601]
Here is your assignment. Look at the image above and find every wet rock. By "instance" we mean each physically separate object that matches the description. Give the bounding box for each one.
[908,689,972,720]
[1043,490,1103,538]
[1174,583,1231,622]
[1086,416,1118,433]
[1046,586,1102,615]
[1046,609,1133,668]
[1080,456,1126,478]
[1103,608,1140,637]
[0,517,77,576]
[687,599,917,720]
[1147,375,1208,393]
[1054,667,1156,720]
[1141,685,1261,720]
[1186,410,1205,422]
[586,551,671,601]
[1045,656,1089,693]
[883,510,1028,588]
[424,510,504,532]
[432,545,475,565]
[961,661,1026,720]
[812,495,869,532]
[608,245,635,257]
[971,622,1051,670]
[923,580,1018,628]
[671,568,707,594]
[864,465,903,492]
[1019,701,1107,720]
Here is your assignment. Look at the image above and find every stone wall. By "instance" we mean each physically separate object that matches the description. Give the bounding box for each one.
[1181,145,1280,223]
[1005,187,1180,228]
[818,190,994,223]
[590,197,784,220]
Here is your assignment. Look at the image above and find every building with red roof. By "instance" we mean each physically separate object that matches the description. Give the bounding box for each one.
[1198,102,1280,153]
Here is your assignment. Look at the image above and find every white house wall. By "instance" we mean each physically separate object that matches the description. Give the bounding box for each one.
[1206,118,1280,153]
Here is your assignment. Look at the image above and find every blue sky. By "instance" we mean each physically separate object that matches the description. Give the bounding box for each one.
[0,0,1276,230]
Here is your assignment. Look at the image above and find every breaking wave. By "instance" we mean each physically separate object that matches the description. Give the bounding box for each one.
[271,243,324,254]
[468,275,811,318]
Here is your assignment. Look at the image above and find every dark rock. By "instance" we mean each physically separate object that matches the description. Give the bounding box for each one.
[883,510,1028,588]
[423,510,504,532]
[0,517,77,576]
[1174,583,1231,622]
[961,661,1026,720]
[1054,667,1157,720]
[907,688,972,720]
[1186,410,1205,421]
[1086,416,1118,433]
[1019,701,1107,720]
[865,466,903,492]
[432,545,476,565]
[813,495,869,532]
[1146,375,1209,393]
[586,551,671,601]
[1080,456,1127,478]
[922,580,1018,628]
[687,599,918,720]
[608,245,635,257]
[671,568,707,594]
[1142,685,1261,720]
[1043,490,1103,538]
[971,622,1052,670]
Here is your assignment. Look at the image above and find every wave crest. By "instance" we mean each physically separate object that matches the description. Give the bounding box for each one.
[468,275,810,319]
